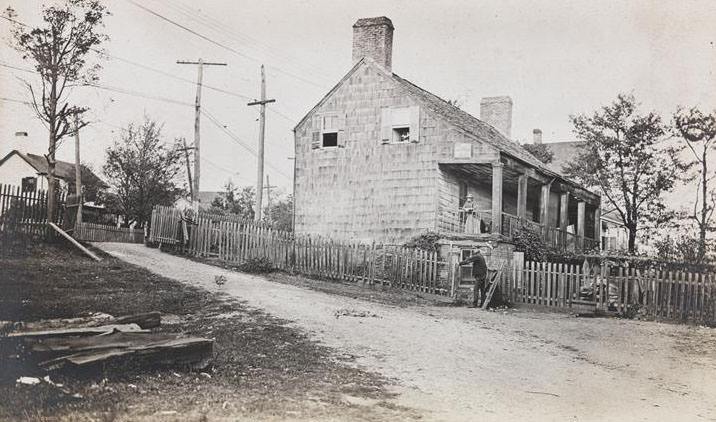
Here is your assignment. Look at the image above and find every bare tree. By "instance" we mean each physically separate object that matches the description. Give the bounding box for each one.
[5,1,109,221]
[674,107,716,264]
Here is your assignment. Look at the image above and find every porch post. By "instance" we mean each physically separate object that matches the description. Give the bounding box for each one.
[517,174,528,220]
[491,162,504,235]
[577,200,585,249]
[540,184,550,225]
[594,206,602,250]
[559,191,569,232]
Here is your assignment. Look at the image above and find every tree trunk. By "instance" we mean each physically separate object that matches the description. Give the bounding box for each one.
[628,226,637,254]
[46,143,56,223]
[698,148,708,263]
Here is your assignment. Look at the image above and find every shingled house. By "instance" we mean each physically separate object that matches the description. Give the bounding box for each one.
[293,17,601,255]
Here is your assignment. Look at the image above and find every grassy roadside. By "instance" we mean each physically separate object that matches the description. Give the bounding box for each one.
[0,241,420,422]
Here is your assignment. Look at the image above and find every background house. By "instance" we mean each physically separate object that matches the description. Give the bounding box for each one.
[541,139,630,252]
[0,149,106,195]
[294,17,600,253]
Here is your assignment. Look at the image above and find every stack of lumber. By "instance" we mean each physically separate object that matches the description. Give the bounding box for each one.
[0,312,213,379]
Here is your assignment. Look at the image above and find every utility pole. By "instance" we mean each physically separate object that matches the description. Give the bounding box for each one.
[73,115,82,229]
[247,65,276,221]
[179,138,195,201]
[177,59,227,205]
[264,174,277,223]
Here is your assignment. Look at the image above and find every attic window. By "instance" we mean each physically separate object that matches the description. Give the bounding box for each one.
[381,106,420,144]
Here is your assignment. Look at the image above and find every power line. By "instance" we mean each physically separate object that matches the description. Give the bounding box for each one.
[86,83,194,107]
[1,50,297,124]
[0,96,31,105]
[201,108,292,181]
[124,0,328,91]
[0,61,35,73]
[159,0,337,85]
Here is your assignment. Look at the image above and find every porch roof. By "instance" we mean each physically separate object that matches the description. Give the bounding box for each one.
[438,159,600,205]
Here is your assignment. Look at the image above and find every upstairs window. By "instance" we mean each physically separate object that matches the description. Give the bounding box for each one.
[312,113,346,149]
[381,106,420,144]
[322,115,339,147]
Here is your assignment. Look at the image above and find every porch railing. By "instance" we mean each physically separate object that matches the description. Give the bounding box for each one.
[443,209,598,252]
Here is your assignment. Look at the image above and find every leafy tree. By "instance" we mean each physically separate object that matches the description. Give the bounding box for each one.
[563,94,684,253]
[522,143,554,164]
[103,117,184,228]
[210,181,256,220]
[263,194,294,232]
[673,107,716,264]
[5,0,109,221]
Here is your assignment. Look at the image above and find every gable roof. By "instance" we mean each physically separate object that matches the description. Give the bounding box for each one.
[296,58,547,171]
[0,150,107,188]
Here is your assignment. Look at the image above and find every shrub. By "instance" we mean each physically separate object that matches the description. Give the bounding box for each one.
[238,257,274,274]
[403,231,441,252]
[512,227,548,262]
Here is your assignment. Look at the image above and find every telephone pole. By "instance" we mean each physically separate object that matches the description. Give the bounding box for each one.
[177,59,227,204]
[248,65,276,221]
[264,174,277,223]
[73,115,82,228]
[178,138,195,201]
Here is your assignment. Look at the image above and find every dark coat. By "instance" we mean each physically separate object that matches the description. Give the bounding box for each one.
[459,252,488,278]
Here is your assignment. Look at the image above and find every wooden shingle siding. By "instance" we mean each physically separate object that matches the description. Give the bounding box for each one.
[295,60,514,244]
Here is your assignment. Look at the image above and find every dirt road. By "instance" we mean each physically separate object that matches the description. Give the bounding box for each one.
[97,243,716,422]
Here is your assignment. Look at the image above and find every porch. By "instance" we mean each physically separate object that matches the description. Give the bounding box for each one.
[438,157,601,253]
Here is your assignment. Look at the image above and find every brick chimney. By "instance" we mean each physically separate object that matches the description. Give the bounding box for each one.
[480,96,513,139]
[352,17,394,72]
[533,128,543,144]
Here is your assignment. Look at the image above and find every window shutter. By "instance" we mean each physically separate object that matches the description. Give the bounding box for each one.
[409,106,420,143]
[311,115,322,149]
[380,108,391,144]
[337,113,347,148]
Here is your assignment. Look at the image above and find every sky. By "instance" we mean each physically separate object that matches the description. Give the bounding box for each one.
[0,0,715,197]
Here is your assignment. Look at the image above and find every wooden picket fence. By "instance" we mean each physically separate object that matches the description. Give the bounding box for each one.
[505,258,716,324]
[149,205,447,295]
[74,222,144,243]
[0,183,65,239]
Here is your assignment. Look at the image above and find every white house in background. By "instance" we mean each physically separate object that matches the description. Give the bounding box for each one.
[0,149,106,193]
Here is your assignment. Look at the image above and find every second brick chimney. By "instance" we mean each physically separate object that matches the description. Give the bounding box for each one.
[480,96,513,139]
[533,128,543,144]
[352,17,394,72]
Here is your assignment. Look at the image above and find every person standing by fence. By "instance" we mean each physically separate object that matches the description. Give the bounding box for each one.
[459,249,488,308]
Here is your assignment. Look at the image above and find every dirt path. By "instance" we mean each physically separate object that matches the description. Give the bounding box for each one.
[97,243,716,422]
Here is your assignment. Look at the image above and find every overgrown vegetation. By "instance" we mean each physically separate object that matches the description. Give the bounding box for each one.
[403,231,441,252]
